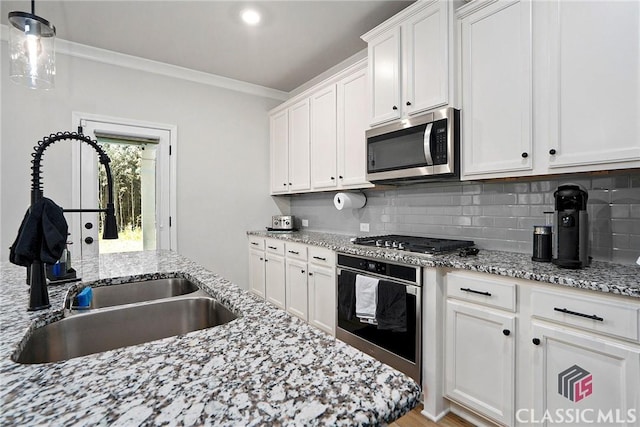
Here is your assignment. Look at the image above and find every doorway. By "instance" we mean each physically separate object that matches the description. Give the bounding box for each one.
[71,113,177,257]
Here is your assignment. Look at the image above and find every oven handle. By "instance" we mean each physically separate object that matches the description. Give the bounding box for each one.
[337,268,419,296]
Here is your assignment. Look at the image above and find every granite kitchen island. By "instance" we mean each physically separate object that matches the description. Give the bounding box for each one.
[0,250,420,426]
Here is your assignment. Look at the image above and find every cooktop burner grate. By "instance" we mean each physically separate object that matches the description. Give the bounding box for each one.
[352,234,475,254]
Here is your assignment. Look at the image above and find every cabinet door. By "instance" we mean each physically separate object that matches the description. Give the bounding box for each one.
[249,248,266,299]
[404,1,448,115]
[368,27,402,125]
[288,99,311,192]
[531,322,640,427]
[270,109,289,194]
[310,85,338,190]
[337,68,370,188]
[286,258,308,321]
[265,254,286,309]
[308,264,336,336]
[460,0,533,178]
[545,0,640,171]
[445,300,516,426]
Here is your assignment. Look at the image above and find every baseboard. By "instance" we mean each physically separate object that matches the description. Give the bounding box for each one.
[420,408,450,423]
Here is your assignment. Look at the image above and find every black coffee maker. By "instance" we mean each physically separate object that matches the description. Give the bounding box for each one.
[552,184,590,269]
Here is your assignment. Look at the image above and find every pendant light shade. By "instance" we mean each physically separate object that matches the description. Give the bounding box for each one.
[8,3,56,90]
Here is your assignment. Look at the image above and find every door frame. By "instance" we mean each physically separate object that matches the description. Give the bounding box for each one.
[70,112,177,255]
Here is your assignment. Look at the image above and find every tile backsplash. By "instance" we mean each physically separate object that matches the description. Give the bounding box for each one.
[289,172,640,265]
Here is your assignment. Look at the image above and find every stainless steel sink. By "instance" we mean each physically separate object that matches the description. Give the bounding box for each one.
[15,296,237,364]
[67,278,199,309]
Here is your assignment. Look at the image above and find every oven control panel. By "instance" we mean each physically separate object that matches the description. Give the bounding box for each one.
[337,254,419,285]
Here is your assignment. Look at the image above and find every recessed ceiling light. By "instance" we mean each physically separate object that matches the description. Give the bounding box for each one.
[241,9,261,26]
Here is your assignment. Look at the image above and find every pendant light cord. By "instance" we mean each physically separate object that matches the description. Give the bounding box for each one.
[31,0,35,15]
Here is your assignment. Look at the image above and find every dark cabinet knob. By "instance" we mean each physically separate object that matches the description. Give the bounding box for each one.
[288,182,292,186]
[406,101,412,106]
[301,269,305,274]
[330,177,335,180]
[84,236,94,244]
[521,152,529,158]
[265,259,269,263]
[532,338,541,345]
[549,149,557,155]
[392,106,398,110]
[308,272,313,276]
[283,183,287,186]
[339,175,343,179]
[503,329,511,336]
[84,222,93,229]
[259,257,263,261]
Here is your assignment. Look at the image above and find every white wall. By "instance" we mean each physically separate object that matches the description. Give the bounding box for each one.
[0,40,288,289]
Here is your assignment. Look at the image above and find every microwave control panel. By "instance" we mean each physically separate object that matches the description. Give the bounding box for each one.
[432,119,448,165]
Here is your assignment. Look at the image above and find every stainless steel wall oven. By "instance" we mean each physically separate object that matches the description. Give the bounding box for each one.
[336,254,421,383]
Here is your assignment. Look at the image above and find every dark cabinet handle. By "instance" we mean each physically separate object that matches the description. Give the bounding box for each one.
[554,307,604,322]
[268,246,277,250]
[289,182,292,186]
[265,259,269,263]
[521,152,529,158]
[339,175,343,179]
[392,106,398,110]
[84,237,94,244]
[313,256,327,261]
[460,287,491,296]
[251,242,259,246]
[532,338,541,345]
[288,250,299,255]
[549,149,557,155]
[406,101,412,106]
[259,257,263,261]
[330,177,335,180]
[503,329,510,336]
[301,269,305,274]
[308,272,314,276]
[283,183,287,186]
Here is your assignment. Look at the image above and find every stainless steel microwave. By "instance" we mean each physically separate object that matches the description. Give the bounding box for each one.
[365,107,460,183]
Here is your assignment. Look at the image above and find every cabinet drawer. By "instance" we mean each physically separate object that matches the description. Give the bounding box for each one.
[446,272,517,312]
[265,239,285,256]
[308,246,335,267]
[531,288,640,342]
[248,236,264,250]
[286,242,308,261]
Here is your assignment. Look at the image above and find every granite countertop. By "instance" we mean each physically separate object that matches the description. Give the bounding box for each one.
[0,250,420,426]
[247,230,640,299]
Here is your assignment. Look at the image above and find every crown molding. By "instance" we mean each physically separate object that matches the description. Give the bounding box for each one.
[1,24,289,101]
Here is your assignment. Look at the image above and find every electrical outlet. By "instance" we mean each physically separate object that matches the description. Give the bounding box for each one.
[301,219,309,227]
[360,223,369,232]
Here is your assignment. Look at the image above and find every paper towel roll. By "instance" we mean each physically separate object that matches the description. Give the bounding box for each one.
[334,192,367,210]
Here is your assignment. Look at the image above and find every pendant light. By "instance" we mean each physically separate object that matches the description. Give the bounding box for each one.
[8,0,56,90]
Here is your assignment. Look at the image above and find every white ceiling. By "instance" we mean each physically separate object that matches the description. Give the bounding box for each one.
[2,1,413,92]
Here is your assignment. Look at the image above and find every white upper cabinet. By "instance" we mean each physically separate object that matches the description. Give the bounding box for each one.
[270,109,289,194]
[543,0,640,172]
[367,27,402,125]
[270,60,371,195]
[288,99,311,192]
[459,0,533,178]
[310,85,338,190]
[458,0,640,180]
[363,1,452,126]
[337,67,371,188]
[403,2,449,116]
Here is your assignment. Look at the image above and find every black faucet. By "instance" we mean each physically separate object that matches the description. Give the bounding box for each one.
[27,131,118,311]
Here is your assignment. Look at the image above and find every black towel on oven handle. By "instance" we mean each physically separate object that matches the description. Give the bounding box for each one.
[338,270,356,321]
[376,280,407,332]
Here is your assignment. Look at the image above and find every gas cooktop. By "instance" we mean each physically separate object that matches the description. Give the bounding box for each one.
[352,234,475,254]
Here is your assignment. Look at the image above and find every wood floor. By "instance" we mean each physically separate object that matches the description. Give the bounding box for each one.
[390,404,475,427]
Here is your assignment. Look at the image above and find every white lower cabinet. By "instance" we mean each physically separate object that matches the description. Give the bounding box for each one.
[444,272,517,426]
[308,250,336,336]
[248,237,336,336]
[530,321,640,427]
[285,258,308,321]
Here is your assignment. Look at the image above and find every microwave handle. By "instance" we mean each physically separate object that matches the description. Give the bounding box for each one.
[423,123,434,166]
